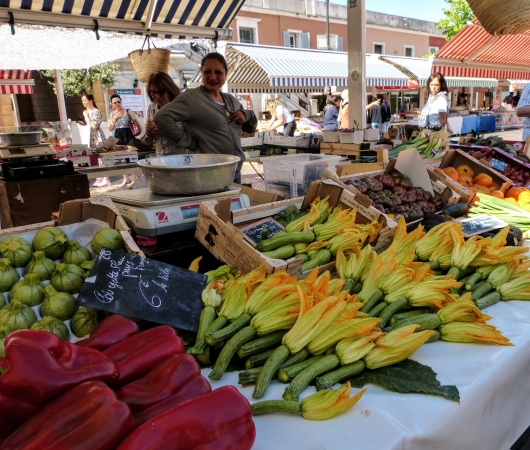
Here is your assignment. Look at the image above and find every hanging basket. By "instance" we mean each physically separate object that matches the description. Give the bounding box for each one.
[467,0,530,35]
[128,35,170,83]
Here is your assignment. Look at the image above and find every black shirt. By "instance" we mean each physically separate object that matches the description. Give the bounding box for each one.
[367,104,383,124]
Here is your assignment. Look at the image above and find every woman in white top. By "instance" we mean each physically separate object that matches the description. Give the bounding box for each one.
[419,72,449,130]
[266,98,297,136]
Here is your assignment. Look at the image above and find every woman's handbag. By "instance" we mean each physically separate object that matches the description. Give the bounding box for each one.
[127,109,141,137]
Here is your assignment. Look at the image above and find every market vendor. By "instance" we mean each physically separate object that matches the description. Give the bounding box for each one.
[265,97,297,137]
[154,53,257,184]
[516,83,530,140]
[418,72,449,130]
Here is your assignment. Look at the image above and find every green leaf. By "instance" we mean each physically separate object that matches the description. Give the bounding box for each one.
[347,359,460,402]
[435,0,475,41]
[274,205,305,228]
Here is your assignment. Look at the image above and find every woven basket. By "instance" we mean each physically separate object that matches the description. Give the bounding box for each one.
[467,0,530,35]
[128,37,170,83]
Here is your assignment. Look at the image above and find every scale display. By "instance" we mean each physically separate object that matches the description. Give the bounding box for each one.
[0,144,56,159]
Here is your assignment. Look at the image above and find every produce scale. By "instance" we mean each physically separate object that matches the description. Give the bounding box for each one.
[108,187,250,237]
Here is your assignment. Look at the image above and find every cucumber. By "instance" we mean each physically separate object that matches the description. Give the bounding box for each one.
[315,360,366,391]
[377,297,408,329]
[383,313,442,333]
[262,244,296,260]
[237,331,286,359]
[475,291,501,309]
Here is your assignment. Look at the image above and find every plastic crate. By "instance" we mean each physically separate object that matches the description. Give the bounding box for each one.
[263,154,342,197]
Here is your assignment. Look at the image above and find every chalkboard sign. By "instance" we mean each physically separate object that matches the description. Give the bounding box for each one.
[76,249,206,332]
[240,217,285,245]
[460,214,508,237]
[490,158,506,172]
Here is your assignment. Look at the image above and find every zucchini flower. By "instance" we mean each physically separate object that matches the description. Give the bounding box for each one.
[312,195,333,225]
[437,301,490,324]
[282,286,346,354]
[313,270,331,295]
[382,217,422,262]
[487,260,519,288]
[305,240,332,257]
[188,256,202,272]
[327,278,346,296]
[379,268,416,298]
[428,237,454,271]
[364,325,435,369]
[251,292,301,335]
[358,253,396,303]
[313,209,357,241]
[328,231,367,255]
[286,204,321,233]
[408,288,456,310]
[301,382,367,421]
[335,330,384,364]
[245,271,297,315]
[439,322,512,345]
[201,280,224,308]
[204,264,236,284]
[497,275,530,301]
[450,229,490,271]
[415,222,455,261]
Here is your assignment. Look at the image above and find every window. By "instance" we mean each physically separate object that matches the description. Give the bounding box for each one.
[289,33,298,48]
[283,31,310,49]
[239,27,255,44]
[429,46,439,54]
[317,35,336,50]
[373,43,385,54]
[404,46,414,57]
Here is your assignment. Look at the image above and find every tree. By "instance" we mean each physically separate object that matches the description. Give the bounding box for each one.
[39,63,121,97]
[436,0,475,41]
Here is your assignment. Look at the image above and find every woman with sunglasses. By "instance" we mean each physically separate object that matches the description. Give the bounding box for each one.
[108,94,141,187]
[154,53,257,184]
[142,72,195,155]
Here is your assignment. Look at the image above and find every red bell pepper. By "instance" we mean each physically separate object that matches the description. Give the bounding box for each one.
[0,380,134,450]
[117,386,256,450]
[103,325,184,386]
[133,375,212,427]
[0,330,118,439]
[78,314,139,351]
[117,353,205,414]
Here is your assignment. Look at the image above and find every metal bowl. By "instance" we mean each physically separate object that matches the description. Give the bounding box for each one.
[0,131,42,146]
[137,154,240,196]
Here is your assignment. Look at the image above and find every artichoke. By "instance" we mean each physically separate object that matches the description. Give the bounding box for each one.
[0,258,20,292]
[63,240,92,266]
[50,263,85,295]
[9,273,45,307]
[42,284,76,321]
[0,237,32,268]
[25,251,56,282]
[32,227,68,260]
[0,292,6,309]
[0,326,10,357]
[31,316,69,340]
[0,301,37,332]
[71,307,98,338]
[80,260,95,278]
[90,228,124,256]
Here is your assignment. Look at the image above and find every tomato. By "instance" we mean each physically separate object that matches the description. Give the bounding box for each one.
[458,174,474,187]
[473,173,493,187]
[456,164,475,179]
[490,190,505,199]
[442,167,459,181]
[505,187,526,201]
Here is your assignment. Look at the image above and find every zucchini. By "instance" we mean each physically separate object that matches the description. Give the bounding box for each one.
[475,291,501,309]
[262,244,296,260]
[426,329,441,343]
[442,203,470,218]
[297,253,309,263]
[205,314,252,346]
[245,349,275,370]
[343,278,354,293]
[315,360,366,391]
[187,305,217,355]
[283,354,340,402]
[281,348,310,368]
[187,315,227,355]
[471,282,493,301]
[302,249,331,272]
[209,326,257,380]
[377,297,408,329]
[241,348,308,383]
[367,302,387,318]
[360,289,384,313]
[465,272,482,291]
[349,281,363,295]
[383,313,442,333]
[239,367,262,385]
[253,344,290,399]
[277,355,325,383]
[251,400,301,416]
[257,231,315,252]
[392,308,429,321]
[238,331,286,358]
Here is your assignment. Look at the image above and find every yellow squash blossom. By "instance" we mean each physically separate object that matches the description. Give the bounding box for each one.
[301,382,367,421]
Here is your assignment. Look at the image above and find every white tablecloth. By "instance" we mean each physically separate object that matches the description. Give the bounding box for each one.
[204,298,530,450]
[447,116,463,136]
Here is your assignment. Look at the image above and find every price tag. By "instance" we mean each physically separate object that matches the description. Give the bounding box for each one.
[490,158,506,172]
[431,180,447,195]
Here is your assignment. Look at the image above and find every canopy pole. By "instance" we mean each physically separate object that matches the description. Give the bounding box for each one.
[54,70,68,123]
[347,0,366,128]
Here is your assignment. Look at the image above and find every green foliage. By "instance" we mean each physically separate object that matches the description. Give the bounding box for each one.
[39,63,121,97]
[436,0,476,41]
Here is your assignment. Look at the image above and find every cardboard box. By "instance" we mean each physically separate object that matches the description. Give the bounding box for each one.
[263,134,321,149]
[334,149,390,175]
[433,149,512,202]
[195,180,396,277]
[241,134,265,148]
[66,154,99,167]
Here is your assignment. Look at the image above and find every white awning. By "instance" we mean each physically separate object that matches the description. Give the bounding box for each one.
[191,43,410,92]
[444,77,498,88]
[508,80,529,90]
[0,69,34,94]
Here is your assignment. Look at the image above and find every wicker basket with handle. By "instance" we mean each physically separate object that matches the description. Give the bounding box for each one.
[467,0,530,35]
[128,35,170,83]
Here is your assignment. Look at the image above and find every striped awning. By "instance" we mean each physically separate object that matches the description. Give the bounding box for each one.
[191,44,410,92]
[433,20,530,81]
[508,80,529,90]
[0,69,34,94]
[0,0,243,39]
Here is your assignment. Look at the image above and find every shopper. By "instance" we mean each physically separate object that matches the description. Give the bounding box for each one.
[338,89,349,129]
[154,52,257,184]
[504,92,514,106]
[108,94,140,188]
[141,72,195,156]
[516,83,530,140]
[418,72,449,130]
[266,97,297,136]
[513,90,521,107]
[380,95,391,138]
[457,94,468,107]
[366,95,383,131]
[324,95,341,130]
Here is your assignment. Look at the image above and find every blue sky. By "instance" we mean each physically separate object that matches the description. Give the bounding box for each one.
[329,0,449,22]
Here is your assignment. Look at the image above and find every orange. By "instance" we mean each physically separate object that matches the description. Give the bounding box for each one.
[489,182,500,192]
[456,164,475,179]
[458,174,474,187]
[490,190,505,199]
[443,167,460,181]
[505,187,525,201]
[474,173,493,187]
